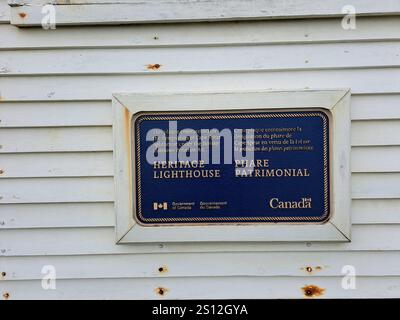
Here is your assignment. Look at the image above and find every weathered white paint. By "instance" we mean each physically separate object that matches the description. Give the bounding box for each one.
[0,0,9,23]
[3,277,400,299]
[0,127,113,152]
[352,147,400,172]
[1,95,399,127]
[2,69,400,101]
[1,5,400,298]
[0,203,115,228]
[351,121,400,146]
[0,177,114,203]
[0,152,113,177]
[352,199,400,224]
[0,101,112,127]
[9,0,400,26]
[3,251,400,280]
[351,95,400,120]
[2,42,400,75]
[3,225,400,257]
[2,17,400,49]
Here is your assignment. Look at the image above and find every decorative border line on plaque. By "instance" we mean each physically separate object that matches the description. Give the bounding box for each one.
[134,111,330,224]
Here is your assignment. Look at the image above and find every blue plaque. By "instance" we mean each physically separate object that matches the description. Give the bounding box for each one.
[133,110,330,225]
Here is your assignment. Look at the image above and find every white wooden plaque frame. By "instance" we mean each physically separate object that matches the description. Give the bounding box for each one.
[112,89,351,243]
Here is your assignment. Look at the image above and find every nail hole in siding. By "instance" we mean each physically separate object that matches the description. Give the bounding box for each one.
[156,287,167,296]
[158,266,168,273]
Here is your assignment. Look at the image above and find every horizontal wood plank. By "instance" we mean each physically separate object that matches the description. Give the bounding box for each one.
[2,251,400,280]
[351,94,400,120]
[2,225,400,256]
[9,0,400,26]
[1,95,399,128]
[0,152,113,177]
[2,17,400,49]
[0,0,9,23]
[2,276,400,299]
[2,275,400,299]
[352,147,400,172]
[1,42,400,75]
[0,177,114,203]
[352,173,400,199]
[351,120,400,146]
[0,202,114,229]
[0,127,112,153]
[0,101,111,127]
[352,199,400,224]
[1,69,400,101]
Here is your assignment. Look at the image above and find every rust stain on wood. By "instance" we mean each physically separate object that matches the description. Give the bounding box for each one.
[123,106,133,205]
[301,265,324,274]
[18,12,27,18]
[2,292,10,300]
[147,64,161,70]
[123,107,131,147]
[301,285,325,298]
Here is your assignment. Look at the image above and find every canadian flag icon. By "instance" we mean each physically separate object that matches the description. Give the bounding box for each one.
[153,202,168,210]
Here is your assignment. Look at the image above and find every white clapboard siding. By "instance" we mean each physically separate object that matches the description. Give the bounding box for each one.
[9,0,400,26]
[352,173,400,199]
[352,147,400,172]
[2,276,400,299]
[2,251,400,280]
[2,225,400,256]
[1,95,399,128]
[1,17,400,49]
[0,203,114,229]
[0,177,114,203]
[1,69,400,101]
[0,152,113,178]
[0,0,9,23]
[1,199,399,229]
[352,199,400,224]
[10,0,400,11]
[351,94,400,120]
[0,101,112,127]
[0,127,113,153]
[1,42,400,75]
[1,13,400,299]
[351,120,400,146]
